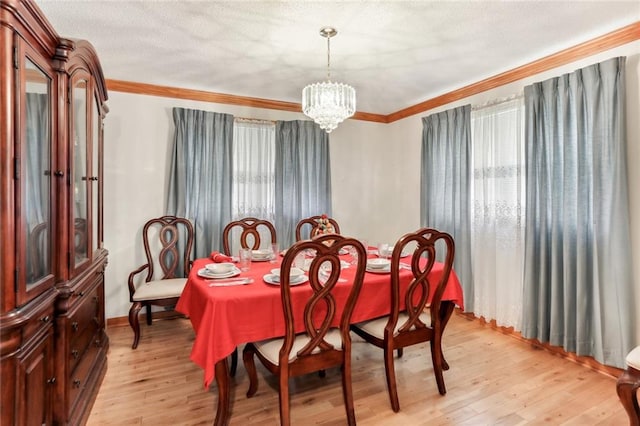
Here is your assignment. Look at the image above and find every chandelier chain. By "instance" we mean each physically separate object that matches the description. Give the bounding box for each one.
[326,35,331,81]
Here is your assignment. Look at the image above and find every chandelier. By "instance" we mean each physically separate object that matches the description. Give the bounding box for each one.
[302,27,356,133]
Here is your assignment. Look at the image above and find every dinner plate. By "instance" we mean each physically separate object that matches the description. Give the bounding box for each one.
[252,250,273,261]
[366,266,391,274]
[198,267,241,279]
[263,274,309,286]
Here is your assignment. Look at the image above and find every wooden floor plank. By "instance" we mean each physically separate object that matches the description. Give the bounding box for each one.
[87,314,628,425]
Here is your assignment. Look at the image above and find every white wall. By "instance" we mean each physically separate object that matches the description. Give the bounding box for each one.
[104,40,640,338]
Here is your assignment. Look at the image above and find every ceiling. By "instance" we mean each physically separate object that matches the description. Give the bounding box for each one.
[35,1,639,115]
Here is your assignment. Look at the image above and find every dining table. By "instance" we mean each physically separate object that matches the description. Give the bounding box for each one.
[176,248,464,425]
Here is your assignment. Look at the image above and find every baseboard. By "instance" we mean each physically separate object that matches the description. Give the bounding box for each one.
[455,309,624,379]
[107,310,186,328]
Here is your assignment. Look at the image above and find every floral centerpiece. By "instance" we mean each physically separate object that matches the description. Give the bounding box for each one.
[314,214,335,236]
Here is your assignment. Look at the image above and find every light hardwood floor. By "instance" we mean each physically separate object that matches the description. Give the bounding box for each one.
[87,313,627,425]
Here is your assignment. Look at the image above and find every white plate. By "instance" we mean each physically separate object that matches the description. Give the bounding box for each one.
[198,267,241,279]
[252,249,272,260]
[252,256,272,262]
[366,266,391,274]
[263,274,309,286]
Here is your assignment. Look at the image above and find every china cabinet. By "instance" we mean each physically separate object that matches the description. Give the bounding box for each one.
[0,0,109,424]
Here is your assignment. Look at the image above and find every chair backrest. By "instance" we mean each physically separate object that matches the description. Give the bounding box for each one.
[295,215,341,241]
[141,216,194,281]
[222,217,277,256]
[389,228,455,333]
[279,234,366,365]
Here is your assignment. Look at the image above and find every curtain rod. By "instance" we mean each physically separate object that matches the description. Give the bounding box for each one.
[234,117,276,125]
[472,93,524,111]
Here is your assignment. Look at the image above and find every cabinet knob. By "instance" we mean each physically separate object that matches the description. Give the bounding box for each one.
[90,176,99,181]
[73,379,81,388]
[77,291,85,297]
[40,315,50,323]
[71,322,79,331]
[46,377,56,385]
[71,349,79,359]
[53,170,64,177]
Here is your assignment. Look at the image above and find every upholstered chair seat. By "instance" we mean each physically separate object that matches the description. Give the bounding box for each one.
[131,278,186,301]
[353,312,431,339]
[253,329,343,364]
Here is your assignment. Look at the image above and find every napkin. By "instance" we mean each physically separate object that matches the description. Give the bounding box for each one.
[209,251,233,263]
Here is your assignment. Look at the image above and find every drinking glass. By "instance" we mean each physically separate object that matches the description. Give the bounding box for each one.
[377,243,389,259]
[238,248,252,271]
[269,242,279,263]
[359,239,369,254]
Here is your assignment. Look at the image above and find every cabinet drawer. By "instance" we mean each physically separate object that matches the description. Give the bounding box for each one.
[66,282,101,342]
[67,335,101,415]
[68,318,99,373]
[21,301,55,345]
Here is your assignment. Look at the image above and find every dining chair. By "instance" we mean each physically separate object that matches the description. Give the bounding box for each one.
[221,217,277,375]
[243,234,367,426]
[295,215,341,241]
[127,216,194,349]
[617,345,640,426]
[350,228,455,412]
[222,217,277,255]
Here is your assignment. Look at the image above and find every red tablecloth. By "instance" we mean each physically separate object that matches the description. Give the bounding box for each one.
[176,255,464,388]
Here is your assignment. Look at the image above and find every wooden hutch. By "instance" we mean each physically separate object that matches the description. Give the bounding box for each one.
[0,0,109,424]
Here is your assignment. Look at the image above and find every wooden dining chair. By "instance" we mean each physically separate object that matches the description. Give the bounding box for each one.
[617,345,640,426]
[243,234,367,426]
[221,216,277,375]
[127,216,194,349]
[350,228,455,412]
[222,217,277,255]
[295,215,341,241]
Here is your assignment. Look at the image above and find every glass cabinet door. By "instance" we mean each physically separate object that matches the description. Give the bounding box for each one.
[18,50,55,305]
[91,95,101,254]
[71,76,90,271]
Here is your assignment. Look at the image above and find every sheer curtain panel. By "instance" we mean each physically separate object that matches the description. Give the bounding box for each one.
[421,105,474,311]
[274,121,332,249]
[522,57,634,367]
[166,107,234,258]
[471,97,525,329]
[230,121,276,253]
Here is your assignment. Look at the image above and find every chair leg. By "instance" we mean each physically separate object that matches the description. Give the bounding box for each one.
[397,348,403,358]
[230,347,238,377]
[145,304,152,325]
[616,367,640,426]
[128,302,143,349]
[430,335,447,395]
[242,344,259,397]
[279,373,291,426]
[341,360,357,426]
[383,345,400,412]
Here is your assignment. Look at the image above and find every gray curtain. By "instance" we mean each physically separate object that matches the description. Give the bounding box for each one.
[166,107,234,258]
[274,120,332,248]
[521,57,634,367]
[421,105,474,311]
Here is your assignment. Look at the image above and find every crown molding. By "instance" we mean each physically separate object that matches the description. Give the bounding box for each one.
[106,22,639,125]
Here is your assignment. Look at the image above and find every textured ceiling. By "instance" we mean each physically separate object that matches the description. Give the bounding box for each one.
[35,1,639,115]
